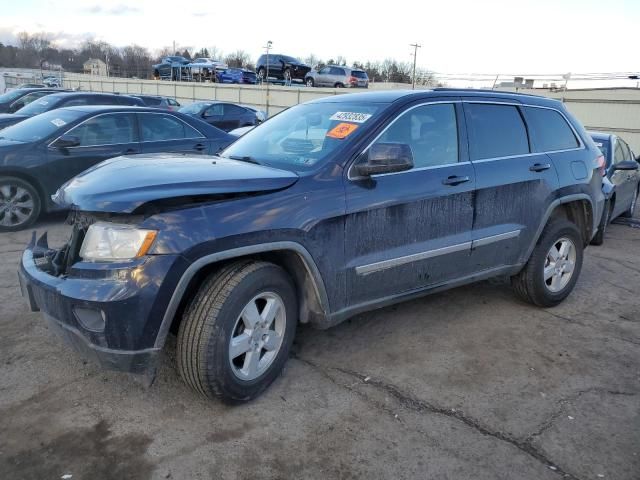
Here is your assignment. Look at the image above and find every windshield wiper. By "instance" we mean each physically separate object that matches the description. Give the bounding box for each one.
[226,155,261,165]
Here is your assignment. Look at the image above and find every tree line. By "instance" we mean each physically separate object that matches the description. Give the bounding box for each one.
[0,32,440,85]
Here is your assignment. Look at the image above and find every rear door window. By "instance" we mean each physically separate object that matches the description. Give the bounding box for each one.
[465,103,530,160]
[139,113,203,141]
[522,106,579,152]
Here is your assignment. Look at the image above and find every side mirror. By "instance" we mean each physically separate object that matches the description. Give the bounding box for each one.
[52,134,80,149]
[614,160,639,171]
[354,143,414,177]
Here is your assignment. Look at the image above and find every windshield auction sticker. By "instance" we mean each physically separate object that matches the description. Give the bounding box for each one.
[327,122,359,139]
[50,118,66,127]
[329,112,372,123]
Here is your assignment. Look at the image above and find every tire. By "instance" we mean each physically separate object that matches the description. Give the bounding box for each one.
[620,185,639,218]
[305,77,314,87]
[176,260,298,403]
[257,68,266,82]
[511,219,584,307]
[334,83,344,88]
[0,176,41,232]
[591,200,611,246]
[283,68,291,82]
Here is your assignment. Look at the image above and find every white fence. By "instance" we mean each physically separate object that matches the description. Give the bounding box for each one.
[3,68,640,152]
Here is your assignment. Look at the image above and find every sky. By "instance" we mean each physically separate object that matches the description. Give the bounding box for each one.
[1,0,639,78]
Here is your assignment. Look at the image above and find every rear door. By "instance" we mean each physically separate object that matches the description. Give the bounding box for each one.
[222,104,247,130]
[46,112,140,189]
[345,100,476,305]
[463,101,560,270]
[138,112,210,154]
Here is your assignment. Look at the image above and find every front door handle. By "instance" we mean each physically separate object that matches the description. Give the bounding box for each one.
[193,143,206,151]
[530,163,552,172]
[442,175,470,186]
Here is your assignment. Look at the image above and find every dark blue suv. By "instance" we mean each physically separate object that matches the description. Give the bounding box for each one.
[19,89,606,403]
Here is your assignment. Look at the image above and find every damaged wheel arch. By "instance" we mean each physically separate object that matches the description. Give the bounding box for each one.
[153,241,331,350]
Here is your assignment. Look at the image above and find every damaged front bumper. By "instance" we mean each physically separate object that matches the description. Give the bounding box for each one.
[18,231,183,375]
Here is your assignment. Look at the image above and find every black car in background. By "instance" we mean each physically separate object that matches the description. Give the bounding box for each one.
[131,95,181,110]
[0,88,63,113]
[179,101,263,131]
[590,131,640,223]
[256,54,311,83]
[0,92,145,130]
[0,106,234,231]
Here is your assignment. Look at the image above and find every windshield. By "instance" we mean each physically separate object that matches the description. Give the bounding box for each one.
[220,102,386,171]
[352,71,368,79]
[14,95,63,115]
[178,102,206,114]
[281,56,302,63]
[0,109,83,143]
[0,90,26,103]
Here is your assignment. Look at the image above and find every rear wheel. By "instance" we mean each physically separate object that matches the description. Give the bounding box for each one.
[0,176,41,232]
[621,185,639,218]
[257,67,266,83]
[176,261,298,403]
[283,68,292,83]
[512,219,584,307]
[334,82,344,88]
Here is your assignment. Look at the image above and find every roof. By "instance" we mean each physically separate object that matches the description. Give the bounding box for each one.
[309,88,563,107]
[43,91,136,100]
[83,58,107,66]
[57,105,156,113]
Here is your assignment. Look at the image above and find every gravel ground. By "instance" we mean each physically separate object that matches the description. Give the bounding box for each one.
[1,212,638,480]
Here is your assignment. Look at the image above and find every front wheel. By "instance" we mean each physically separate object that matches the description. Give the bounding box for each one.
[512,219,584,307]
[0,176,42,232]
[305,77,314,87]
[257,68,266,82]
[176,261,298,403]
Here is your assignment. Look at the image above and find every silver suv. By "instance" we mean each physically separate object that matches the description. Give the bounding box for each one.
[305,65,369,88]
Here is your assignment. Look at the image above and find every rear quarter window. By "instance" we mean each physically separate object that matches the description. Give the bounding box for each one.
[465,103,530,160]
[522,106,579,152]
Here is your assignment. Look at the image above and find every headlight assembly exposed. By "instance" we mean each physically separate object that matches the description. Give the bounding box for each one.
[79,222,157,261]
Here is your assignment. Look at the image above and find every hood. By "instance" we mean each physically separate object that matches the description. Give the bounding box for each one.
[54,153,299,213]
[0,114,28,128]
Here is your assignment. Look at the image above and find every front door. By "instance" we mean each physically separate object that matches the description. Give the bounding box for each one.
[610,137,638,217]
[46,112,140,194]
[344,101,476,306]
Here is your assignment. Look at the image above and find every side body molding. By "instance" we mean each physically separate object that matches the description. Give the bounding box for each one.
[153,241,330,349]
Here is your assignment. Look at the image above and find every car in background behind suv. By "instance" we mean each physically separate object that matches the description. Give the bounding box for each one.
[0,88,63,113]
[256,54,311,83]
[179,101,263,131]
[589,131,640,226]
[305,66,369,88]
[19,89,605,404]
[217,68,257,84]
[0,92,145,129]
[132,95,181,110]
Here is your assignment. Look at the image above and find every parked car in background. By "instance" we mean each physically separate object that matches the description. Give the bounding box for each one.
[18,83,46,89]
[0,92,145,129]
[217,68,257,84]
[19,89,605,403]
[42,76,62,88]
[6,89,68,113]
[256,54,311,83]
[189,58,228,82]
[131,95,181,110]
[179,101,263,131]
[0,105,234,231]
[305,66,369,88]
[152,56,190,80]
[0,88,62,113]
[589,131,640,226]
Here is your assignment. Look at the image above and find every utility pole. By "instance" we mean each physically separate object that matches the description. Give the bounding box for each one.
[410,43,421,90]
[263,40,272,118]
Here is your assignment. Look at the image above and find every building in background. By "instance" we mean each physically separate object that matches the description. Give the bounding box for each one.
[83,58,108,76]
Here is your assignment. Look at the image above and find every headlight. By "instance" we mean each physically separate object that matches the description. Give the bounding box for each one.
[80,222,157,261]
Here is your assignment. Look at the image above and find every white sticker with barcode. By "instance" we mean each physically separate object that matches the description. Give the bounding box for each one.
[329,112,372,123]
[50,118,66,127]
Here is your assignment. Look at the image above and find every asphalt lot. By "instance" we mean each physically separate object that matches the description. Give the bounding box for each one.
[1,213,638,480]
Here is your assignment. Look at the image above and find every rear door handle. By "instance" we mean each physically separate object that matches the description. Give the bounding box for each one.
[529,163,552,172]
[442,175,470,186]
[193,143,206,151]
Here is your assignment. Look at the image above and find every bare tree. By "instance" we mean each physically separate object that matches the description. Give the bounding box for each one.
[224,50,251,68]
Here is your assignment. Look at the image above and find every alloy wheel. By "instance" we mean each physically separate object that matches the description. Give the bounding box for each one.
[543,237,577,293]
[228,292,286,381]
[0,183,35,228]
